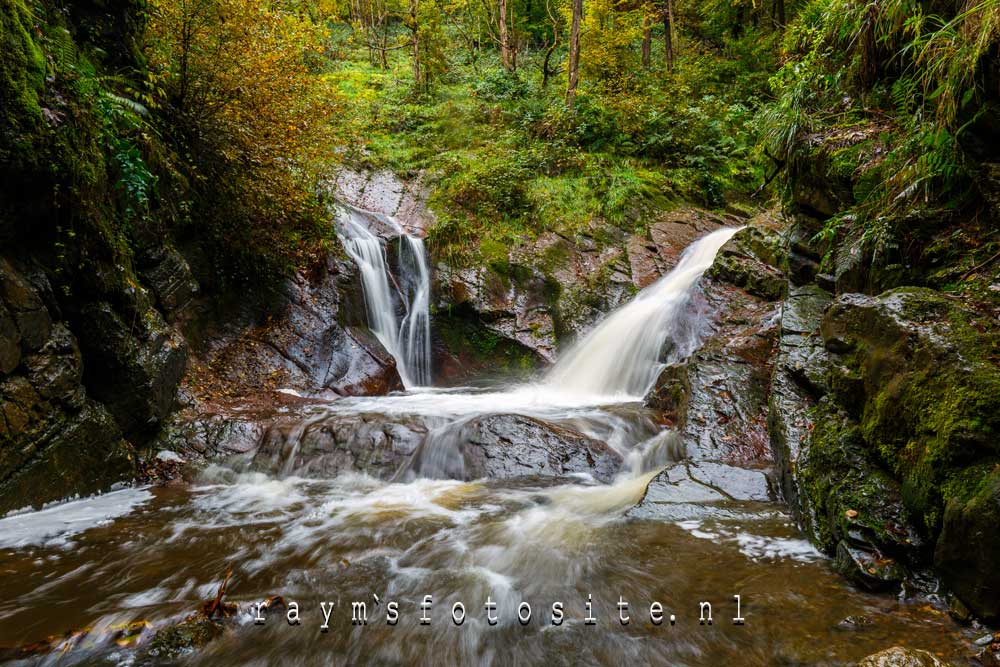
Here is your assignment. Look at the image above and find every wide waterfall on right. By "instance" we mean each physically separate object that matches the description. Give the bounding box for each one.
[544,227,738,398]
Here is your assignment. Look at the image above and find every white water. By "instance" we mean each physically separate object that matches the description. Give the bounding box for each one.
[298,227,739,483]
[336,206,432,388]
[544,226,739,399]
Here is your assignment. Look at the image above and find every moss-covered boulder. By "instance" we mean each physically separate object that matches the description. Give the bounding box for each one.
[780,286,1000,618]
[935,468,1000,621]
[705,224,788,301]
[820,289,1000,538]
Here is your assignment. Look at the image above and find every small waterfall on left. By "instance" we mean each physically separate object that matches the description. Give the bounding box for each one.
[336,205,432,388]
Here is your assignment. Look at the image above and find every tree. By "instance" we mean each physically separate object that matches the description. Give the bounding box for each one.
[566,0,582,107]
[641,8,652,68]
[541,0,561,85]
[662,0,674,70]
[402,0,421,86]
[499,0,513,69]
[147,0,340,277]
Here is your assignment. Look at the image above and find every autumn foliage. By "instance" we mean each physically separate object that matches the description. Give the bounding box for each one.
[146,0,343,283]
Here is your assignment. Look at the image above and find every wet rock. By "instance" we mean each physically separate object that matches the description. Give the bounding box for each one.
[190,254,403,398]
[638,461,772,508]
[772,285,1000,618]
[834,541,907,591]
[138,243,199,317]
[784,224,823,288]
[413,414,623,482]
[253,411,427,479]
[820,288,1000,619]
[1,260,135,513]
[645,221,783,464]
[156,410,268,458]
[706,225,787,301]
[790,131,867,219]
[332,168,435,234]
[946,594,972,624]
[768,285,832,540]
[435,262,559,364]
[837,614,873,630]
[75,298,187,438]
[855,647,952,667]
[935,468,1000,622]
[145,616,225,661]
[432,308,546,384]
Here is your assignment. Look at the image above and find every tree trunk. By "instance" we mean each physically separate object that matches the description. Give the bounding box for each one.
[566,0,582,108]
[776,0,785,27]
[409,0,421,88]
[641,12,651,68]
[499,0,511,70]
[541,0,559,87]
[662,0,674,71]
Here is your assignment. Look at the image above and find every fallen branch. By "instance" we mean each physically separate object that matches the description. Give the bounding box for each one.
[961,248,1000,282]
[752,147,786,200]
[202,567,237,619]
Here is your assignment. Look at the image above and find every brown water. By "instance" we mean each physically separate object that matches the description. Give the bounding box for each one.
[0,229,978,665]
[0,455,973,666]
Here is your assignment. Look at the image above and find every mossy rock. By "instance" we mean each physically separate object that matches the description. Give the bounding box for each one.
[798,400,924,563]
[0,0,46,160]
[935,467,1000,622]
[705,225,788,301]
[146,616,225,661]
[814,287,1000,618]
[821,288,1000,534]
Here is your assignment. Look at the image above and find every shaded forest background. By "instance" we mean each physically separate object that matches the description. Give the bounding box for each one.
[2,0,1000,299]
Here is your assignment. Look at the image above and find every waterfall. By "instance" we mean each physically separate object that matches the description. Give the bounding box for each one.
[336,206,432,388]
[397,234,432,387]
[544,226,739,399]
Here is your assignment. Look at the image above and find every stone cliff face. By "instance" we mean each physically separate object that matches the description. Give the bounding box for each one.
[760,134,1000,622]
[0,252,184,513]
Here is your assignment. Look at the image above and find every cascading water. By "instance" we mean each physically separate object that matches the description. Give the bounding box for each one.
[335,206,432,388]
[396,234,432,386]
[544,226,739,399]
[0,225,967,666]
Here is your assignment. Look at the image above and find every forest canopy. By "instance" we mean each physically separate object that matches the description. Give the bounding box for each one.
[3,0,999,289]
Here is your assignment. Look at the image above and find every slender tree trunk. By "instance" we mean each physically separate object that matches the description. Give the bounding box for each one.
[566,0,582,108]
[641,12,651,68]
[775,0,785,27]
[662,0,674,71]
[499,0,511,70]
[541,0,559,87]
[409,0,421,88]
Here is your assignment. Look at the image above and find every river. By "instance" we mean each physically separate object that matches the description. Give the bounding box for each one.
[0,224,972,665]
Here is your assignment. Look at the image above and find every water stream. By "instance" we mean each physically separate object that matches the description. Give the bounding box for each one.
[336,206,432,388]
[0,228,974,665]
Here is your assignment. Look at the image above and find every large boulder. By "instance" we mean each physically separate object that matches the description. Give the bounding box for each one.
[768,285,833,536]
[74,297,188,439]
[410,413,623,482]
[246,410,623,483]
[252,410,427,479]
[773,285,1000,616]
[187,253,403,399]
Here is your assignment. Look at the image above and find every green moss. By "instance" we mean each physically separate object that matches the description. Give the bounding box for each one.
[799,401,923,559]
[0,0,47,157]
[435,313,542,378]
[822,288,1000,540]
